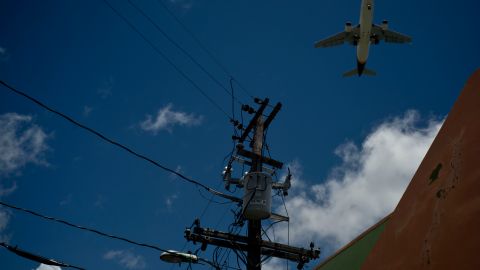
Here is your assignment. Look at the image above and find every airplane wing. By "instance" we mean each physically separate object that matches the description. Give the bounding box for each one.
[314,26,359,48]
[371,24,412,44]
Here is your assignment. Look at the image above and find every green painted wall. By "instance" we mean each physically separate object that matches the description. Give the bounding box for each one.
[316,221,388,270]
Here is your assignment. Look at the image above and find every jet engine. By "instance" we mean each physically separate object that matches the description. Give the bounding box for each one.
[381,20,388,31]
[345,21,352,32]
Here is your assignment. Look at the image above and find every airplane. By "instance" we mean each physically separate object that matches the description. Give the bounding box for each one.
[314,0,412,77]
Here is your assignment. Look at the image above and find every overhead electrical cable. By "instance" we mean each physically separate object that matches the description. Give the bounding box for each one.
[281,192,291,270]
[155,0,256,101]
[0,201,171,253]
[230,78,236,126]
[155,0,231,77]
[127,0,243,107]
[0,80,241,203]
[101,0,232,120]
[198,147,236,220]
[0,242,85,270]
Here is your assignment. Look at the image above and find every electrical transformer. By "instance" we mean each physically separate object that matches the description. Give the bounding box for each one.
[242,172,272,220]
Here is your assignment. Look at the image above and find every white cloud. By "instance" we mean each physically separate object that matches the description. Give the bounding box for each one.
[165,194,178,210]
[0,182,17,197]
[270,111,443,256]
[169,0,194,10]
[59,194,72,206]
[140,104,203,134]
[0,113,50,176]
[0,210,9,232]
[0,113,50,241]
[104,250,146,269]
[0,192,12,240]
[0,46,9,61]
[94,194,107,209]
[97,77,114,99]
[35,264,62,270]
[168,165,183,180]
[82,106,93,117]
[261,258,289,270]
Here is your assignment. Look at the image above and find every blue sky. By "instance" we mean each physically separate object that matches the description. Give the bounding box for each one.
[0,0,479,270]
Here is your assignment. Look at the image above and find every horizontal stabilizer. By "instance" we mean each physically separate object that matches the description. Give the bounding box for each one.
[342,68,377,77]
[363,68,377,76]
[343,68,359,77]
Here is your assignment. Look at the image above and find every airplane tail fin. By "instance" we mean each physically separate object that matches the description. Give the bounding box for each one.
[342,68,377,77]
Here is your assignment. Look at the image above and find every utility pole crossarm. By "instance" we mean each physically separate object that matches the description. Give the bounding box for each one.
[263,102,282,131]
[185,229,249,252]
[238,98,269,144]
[184,226,320,264]
[236,145,284,169]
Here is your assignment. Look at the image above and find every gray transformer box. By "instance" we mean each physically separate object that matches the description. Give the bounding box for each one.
[242,172,272,220]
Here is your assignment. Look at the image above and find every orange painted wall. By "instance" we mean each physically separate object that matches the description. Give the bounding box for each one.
[361,69,480,270]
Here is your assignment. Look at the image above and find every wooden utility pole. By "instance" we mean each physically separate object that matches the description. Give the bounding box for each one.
[247,116,264,270]
[184,98,320,270]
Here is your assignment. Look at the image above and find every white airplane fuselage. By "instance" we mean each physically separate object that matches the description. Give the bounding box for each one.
[357,0,374,73]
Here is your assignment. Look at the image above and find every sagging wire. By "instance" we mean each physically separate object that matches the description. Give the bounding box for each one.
[271,220,278,243]
[197,146,244,270]
[0,242,85,270]
[235,249,242,270]
[261,254,274,264]
[197,188,235,206]
[198,146,238,220]
[101,0,233,120]
[0,80,240,204]
[281,191,291,270]
[262,220,284,239]
[261,227,272,243]
[127,0,243,107]
[218,248,233,270]
[154,0,255,104]
[223,213,248,266]
[213,246,243,270]
[215,206,245,268]
[230,77,236,131]
[0,200,203,269]
[211,246,221,269]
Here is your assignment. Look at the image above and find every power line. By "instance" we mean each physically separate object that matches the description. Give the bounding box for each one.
[1,202,234,268]
[155,0,231,77]
[230,78,236,129]
[127,0,243,108]
[0,242,85,270]
[280,192,291,270]
[0,79,241,204]
[0,201,169,253]
[169,149,237,270]
[155,0,256,101]
[101,0,232,120]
